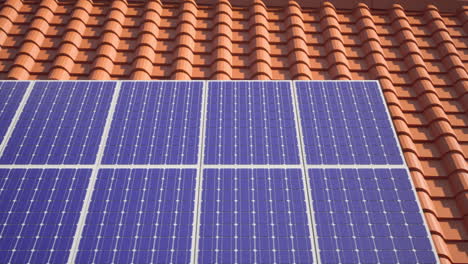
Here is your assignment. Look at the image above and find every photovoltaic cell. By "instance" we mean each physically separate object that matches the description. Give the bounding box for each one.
[0,81,29,144]
[199,169,314,263]
[309,168,436,263]
[296,81,403,165]
[77,169,196,264]
[102,81,203,164]
[0,81,115,165]
[205,81,299,164]
[0,169,90,264]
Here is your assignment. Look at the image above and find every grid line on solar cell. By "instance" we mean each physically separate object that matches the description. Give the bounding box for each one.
[102,81,203,165]
[0,81,115,165]
[198,169,314,263]
[204,81,300,165]
[0,82,30,147]
[296,81,403,165]
[309,168,437,264]
[0,169,91,264]
[76,169,196,264]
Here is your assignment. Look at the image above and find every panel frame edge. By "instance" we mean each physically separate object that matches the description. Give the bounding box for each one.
[291,80,321,264]
[190,80,209,264]
[0,81,34,159]
[66,80,122,264]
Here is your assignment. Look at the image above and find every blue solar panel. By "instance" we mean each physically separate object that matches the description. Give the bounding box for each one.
[77,169,196,263]
[296,81,403,165]
[0,81,115,164]
[102,81,203,164]
[0,82,29,144]
[0,169,90,263]
[309,168,436,263]
[199,169,314,263]
[205,81,299,164]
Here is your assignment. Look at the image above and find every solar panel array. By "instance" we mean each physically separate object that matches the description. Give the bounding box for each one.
[0,81,437,264]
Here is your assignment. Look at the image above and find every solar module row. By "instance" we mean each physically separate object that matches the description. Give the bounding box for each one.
[0,168,435,263]
[0,81,403,166]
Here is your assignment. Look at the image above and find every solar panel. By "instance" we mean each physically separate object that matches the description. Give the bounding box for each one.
[198,169,314,263]
[296,81,403,165]
[0,81,115,165]
[0,169,90,263]
[102,81,203,164]
[205,81,300,164]
[76,169,196,263]
[0,82,29,144]
[309,168,436,263]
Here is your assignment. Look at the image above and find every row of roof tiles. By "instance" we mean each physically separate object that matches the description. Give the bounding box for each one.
[0,0,467,263]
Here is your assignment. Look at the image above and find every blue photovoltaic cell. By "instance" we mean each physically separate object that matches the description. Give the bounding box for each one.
[205,81,299,164]
[77,169,196,264]
[309,168,436,264]
[0,169,90,264]
[199,169,314,263]
[0,81,115,164]
[297,81,403,165]
[0,81,29,144]
[102,81,203,164]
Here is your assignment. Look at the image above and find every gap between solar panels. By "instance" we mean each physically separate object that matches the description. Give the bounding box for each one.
[0,81,438,264]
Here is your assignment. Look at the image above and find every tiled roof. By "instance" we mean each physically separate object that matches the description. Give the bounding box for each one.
[0,0,467,262]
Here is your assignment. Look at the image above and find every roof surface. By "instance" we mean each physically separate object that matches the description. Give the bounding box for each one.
[0,0,467,263]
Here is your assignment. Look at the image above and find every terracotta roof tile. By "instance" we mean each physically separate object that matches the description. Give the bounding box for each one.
[0,0,467,262]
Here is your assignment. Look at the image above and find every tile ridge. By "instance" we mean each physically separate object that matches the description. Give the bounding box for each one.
[7,0,58,80]
[319,1,351,80]
[0,0,23,47]
[49,0,93,80]
[210,0,233,80]
[390,3,468,238]
[285,1,312,80]
[89,0,128,80]
[248,0,272,80]
[457,4,468,33]
[390,101,466,145]
[130,0,163,80]
[171,0,198,80]
[424,5,468,111]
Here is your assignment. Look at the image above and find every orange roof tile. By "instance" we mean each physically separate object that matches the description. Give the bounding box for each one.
[0,0,467,262]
